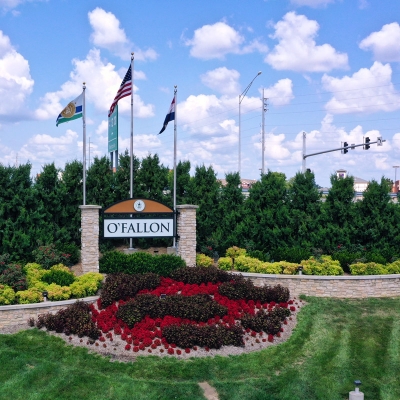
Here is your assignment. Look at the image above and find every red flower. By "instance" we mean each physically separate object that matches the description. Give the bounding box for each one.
[125,344,131,351]
[133,346,139,352]
[185,348,190,353]
[168,348,174,355]
[268,335,274,342]
[176,349,182,355]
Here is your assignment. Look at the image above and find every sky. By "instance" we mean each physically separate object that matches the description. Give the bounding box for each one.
[0,0,399,188]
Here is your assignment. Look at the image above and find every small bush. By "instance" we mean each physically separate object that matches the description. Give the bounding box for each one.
[16,288,43,304]
[0,264,28,291]
[234,255,262,272]
[23,263,45,287]
[41,264,75,287]
[270,247,311,264]
[32,243,72,270]
[99,251,185,276]
[56,243,80,266]
[196,253,213,267]
[70,272,103,298]
[247,250,271,262]
[301,256,343,276]
[0,254,11,274]
[217,257,232,271]
[46,283,71,301]
[170,266,238,285]
[36,301,100,339]
[349,262,388,275]
[386,261,400,274]
[0,284,16,305]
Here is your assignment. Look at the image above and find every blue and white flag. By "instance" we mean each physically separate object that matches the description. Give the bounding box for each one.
[159,97,175,134]
[56,93,83,126]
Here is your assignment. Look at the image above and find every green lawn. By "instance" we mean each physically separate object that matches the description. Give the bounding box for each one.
[1,297,400,400]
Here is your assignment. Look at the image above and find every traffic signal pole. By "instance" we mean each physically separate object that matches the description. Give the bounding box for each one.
[302,138,385,173]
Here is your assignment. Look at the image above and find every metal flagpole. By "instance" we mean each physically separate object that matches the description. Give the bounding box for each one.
[173,86,177,248]
[302,131,306,173]
[82,82,86,205]
[129,53,134,249]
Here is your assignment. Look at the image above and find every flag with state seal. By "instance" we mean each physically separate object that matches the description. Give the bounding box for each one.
[56,92,83,126]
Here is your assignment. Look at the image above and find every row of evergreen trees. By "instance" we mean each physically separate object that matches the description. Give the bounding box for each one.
[1,150,399,262]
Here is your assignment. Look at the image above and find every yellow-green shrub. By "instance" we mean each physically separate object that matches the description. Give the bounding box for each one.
[301,256,343,276]
[252,262,282,274]
[225,246,246,259]
[196,253,213,267]
[234,255,262,272]
[32,281,49,292]
[0,284,15,305]
[70,272,103,297]
[350,262,387,275]
[275,261,299,275]
[386,261,400,274]
[218,257,233,271]
[16,288,42,304]
[23,263,46,287]
[46,283,71,301]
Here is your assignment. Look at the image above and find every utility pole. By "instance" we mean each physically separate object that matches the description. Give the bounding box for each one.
[302,132,306,173]
[261,91,268,175]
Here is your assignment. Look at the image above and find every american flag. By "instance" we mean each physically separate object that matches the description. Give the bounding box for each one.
[108,65,132,117]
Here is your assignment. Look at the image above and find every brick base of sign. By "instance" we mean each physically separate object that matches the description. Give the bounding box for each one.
[79,205,101,274]
[176,205,198,267]
[167,246,177,255]
[237,272,400,298]
[0,297,98,331]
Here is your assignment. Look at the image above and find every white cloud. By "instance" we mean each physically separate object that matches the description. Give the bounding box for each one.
[265,12,348,72]
[35,48,154,120]
[360,22,400,62]
[0,30,34,116]
[322,62,400,114]
[185,21,267,60]
[290,0,335,7]
[0,0,45,11]
[88,8,158,62]
[96,120,108,135]
[201,67,240,95]
[262,78,294,106]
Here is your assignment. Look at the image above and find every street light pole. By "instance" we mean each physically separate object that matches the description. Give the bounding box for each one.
[394,166,399,193]
[239,71,262,177]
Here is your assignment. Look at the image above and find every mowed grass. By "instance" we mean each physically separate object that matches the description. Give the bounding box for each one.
[1,297,400,400]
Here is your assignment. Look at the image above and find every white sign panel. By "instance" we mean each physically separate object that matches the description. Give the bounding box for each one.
[104,218,174,238]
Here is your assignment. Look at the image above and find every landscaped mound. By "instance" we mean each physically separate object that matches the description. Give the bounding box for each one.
[32,267,297,356]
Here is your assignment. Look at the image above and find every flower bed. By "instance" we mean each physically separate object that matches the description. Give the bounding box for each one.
[31,268,301,358]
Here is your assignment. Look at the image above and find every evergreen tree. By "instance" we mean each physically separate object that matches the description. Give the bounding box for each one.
[113,150,140,201]
[287,170,322,248]
[241,171,290,251]
[318,174,356,251]
[186,165,221,252]
[214,172,244,253]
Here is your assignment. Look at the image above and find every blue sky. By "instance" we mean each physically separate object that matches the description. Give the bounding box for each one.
[0,0,399,187]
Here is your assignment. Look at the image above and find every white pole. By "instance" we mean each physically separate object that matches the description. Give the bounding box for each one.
[173,86,177,248]
[261,89,266,175]
[82,82,86,205]
[302,131,306,173]
[129,53,134,250]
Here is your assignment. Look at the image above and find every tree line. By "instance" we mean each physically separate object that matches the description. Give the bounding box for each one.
[1,151,399,262]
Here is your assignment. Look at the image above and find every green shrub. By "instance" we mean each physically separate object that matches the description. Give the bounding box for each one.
[0,264,28,291]
[0,254,11,274]
[331,251,362,272]
[270,247,311,264]
[196,253,213,267]
[24,263,45,287]
[0,284,16,305]
[251,262,283,274]
[16,288,42,304]
[247,250,271,262]
[301,256,343,276]
[41,264,75,287]
[99,251,185,276]
[217,257,233,271]
[46,283,71,301]
[234,255,262,272]
[386,261,400,274]
[365,251,387,265]
[349,262,388,275]
[56,243,80,265]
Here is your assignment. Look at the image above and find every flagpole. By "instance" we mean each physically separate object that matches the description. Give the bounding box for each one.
[173,86,177,248]
[129,53,134,250]
[82,82,86,205]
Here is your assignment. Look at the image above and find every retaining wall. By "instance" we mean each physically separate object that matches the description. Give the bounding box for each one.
[239,272,400,298]
[0,296,98,331]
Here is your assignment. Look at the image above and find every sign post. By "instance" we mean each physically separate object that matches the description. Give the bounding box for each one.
[108,104,118,171]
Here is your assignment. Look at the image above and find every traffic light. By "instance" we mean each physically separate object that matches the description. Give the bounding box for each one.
[364,137,370,150]
[343,142,348,154]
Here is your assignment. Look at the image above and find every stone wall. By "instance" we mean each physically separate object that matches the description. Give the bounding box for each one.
[0,297,98,331]
[79,205,101,273]
[239,272,400,298]
[176,205,198,267]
